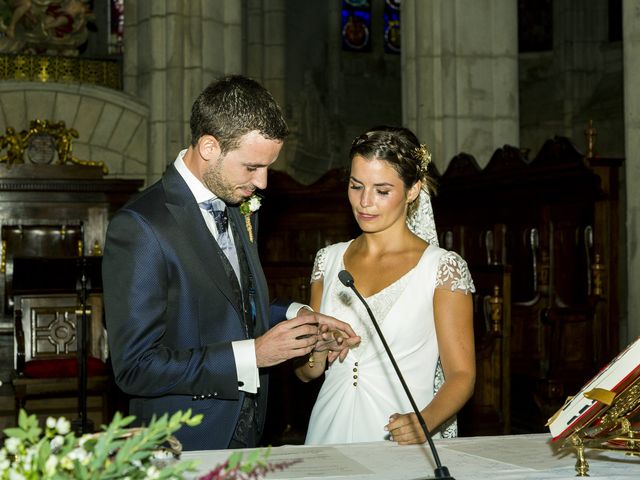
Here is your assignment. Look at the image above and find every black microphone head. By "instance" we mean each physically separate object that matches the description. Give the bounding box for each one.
[338,270,354,287]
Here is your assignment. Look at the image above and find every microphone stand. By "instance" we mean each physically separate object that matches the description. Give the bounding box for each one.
[339,270,454,480]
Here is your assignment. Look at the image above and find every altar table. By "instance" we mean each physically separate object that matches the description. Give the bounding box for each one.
[182,433,639,479]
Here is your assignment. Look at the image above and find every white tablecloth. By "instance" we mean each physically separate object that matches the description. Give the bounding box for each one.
[182,433,639,479]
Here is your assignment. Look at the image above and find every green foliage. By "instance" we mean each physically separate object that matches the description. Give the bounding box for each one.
[0,409,203,480]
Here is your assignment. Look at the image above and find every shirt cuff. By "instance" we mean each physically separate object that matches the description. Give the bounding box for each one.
[231,339,259,394]
[286,302,313,319]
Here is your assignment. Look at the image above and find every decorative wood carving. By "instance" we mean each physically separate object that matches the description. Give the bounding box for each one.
[433,136,622,433]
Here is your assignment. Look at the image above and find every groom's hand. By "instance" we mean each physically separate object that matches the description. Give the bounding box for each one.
[254,316,319,368]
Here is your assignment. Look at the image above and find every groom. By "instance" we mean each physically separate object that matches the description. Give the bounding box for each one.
[102,75,359,450]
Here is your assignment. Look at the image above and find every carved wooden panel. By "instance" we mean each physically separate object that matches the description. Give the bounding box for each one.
[15,293,105,368]
[433,137,621,433]
[459,265,511,436]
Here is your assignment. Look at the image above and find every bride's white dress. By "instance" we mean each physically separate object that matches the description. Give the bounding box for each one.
[304,240,474,445]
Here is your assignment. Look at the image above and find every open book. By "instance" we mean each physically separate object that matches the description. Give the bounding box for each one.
[547,336,640,440]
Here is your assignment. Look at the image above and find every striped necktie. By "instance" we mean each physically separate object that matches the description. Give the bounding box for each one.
[201,199,240,280]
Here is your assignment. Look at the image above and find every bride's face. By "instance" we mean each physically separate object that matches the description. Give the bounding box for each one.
[348,155,417,233]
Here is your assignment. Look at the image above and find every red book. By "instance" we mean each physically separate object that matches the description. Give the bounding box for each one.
[548,337,640,440]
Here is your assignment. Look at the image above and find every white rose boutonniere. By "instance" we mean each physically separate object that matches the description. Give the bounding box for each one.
[239,194,261,242]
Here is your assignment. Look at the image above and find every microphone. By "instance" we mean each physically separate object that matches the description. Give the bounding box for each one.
[338,270,454,480]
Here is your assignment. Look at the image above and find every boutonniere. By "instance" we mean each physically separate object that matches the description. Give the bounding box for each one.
[239,194,261,242]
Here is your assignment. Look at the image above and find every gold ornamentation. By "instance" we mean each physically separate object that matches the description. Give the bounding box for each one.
[489,285,503,334]
[414,143,432,179]
[0,240,5,273]
[591,253,605,297]
[0,54,121,89]
[0,126,30,166]
[308,353,315,368]
[91,240,102,256]
[0,119,108,173]
[560,378,640,476]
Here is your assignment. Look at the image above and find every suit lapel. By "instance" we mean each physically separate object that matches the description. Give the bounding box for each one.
[162,166,239,311]
[228,207,269,335]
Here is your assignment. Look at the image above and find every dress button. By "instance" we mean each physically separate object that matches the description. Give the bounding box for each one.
[207,393,213,399]
[353,374,358,379]
[353,382,358,387]
[192,395,197,401]
[200,394,206,400]
[355,362,359,366]
[353,367,357,372]
[213,392,218,397]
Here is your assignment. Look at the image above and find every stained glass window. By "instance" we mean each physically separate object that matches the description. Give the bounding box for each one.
[109,0,124,54]
[341,0,371,52]
[383,0,400,53]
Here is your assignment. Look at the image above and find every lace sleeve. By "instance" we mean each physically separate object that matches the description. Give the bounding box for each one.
[310,247,328,283]
[435,251,475,294]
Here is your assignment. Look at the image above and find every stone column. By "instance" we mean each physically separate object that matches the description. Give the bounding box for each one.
[123,0,243,183]
[402,0,519,171]
[623,0,640,342]
[245,0,286,106]
[555,0,608,140]
[245,0,288,170]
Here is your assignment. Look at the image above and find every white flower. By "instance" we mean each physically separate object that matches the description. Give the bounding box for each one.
[50,435,65,451]
[247,196,261,212]
[9,469,26,480]
[5,437,20,455]
[46,417,56,429]
[60,456,74,470]
[56,417,71,435]
[23,448,35,470]
[67,447,88,464]
[146,466,161,479]
[44,455,58,475]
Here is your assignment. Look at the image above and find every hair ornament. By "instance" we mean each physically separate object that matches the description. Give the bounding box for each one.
[414,143,432,178]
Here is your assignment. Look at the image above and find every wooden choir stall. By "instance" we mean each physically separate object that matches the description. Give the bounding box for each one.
[257,135,621,442]
[0,120,142,429]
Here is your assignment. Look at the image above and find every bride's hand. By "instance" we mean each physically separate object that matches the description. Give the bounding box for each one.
[314,326,358,362]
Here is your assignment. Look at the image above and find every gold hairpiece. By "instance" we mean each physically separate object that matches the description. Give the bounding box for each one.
[414,144,432,178]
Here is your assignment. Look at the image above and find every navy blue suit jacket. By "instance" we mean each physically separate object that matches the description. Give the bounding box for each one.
[103,165,280,450]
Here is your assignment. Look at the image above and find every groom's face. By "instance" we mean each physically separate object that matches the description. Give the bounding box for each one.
[203,130,282,204]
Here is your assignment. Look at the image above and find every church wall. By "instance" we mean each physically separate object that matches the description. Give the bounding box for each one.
[518,1,624,159]
[281,0,402,184]
[0,82,149,179]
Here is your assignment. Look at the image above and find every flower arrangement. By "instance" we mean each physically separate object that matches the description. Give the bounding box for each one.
[1,409,296,479]
[1,409,201,479]
[239,194,262,243]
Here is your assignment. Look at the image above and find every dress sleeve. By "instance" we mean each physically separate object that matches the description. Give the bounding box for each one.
[310,247,328,283]
[435,251,476,294]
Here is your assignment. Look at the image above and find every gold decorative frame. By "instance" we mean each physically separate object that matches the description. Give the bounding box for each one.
[560,377,640,476]
[0,119,107,173]
[0,54,121,89]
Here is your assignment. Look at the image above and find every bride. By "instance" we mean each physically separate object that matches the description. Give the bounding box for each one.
[295,126,476,445]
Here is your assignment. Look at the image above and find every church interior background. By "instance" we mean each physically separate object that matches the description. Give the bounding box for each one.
[0,0,638,443]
